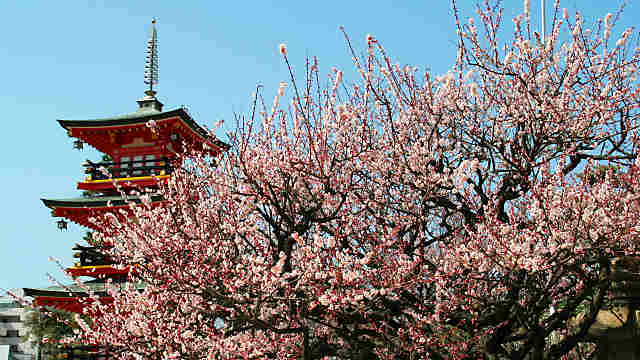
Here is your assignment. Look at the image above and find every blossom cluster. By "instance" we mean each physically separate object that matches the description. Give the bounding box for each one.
[70,1,640,358]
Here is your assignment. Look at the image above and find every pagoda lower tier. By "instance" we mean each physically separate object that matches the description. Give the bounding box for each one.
[24,283,114,314]
[24,280,147,314]
[26,250,133,313]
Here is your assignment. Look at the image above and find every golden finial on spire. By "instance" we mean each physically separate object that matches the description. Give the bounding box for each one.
[144,18,159,97]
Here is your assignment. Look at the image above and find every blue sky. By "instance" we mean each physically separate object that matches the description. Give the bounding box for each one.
[0,0,636,293]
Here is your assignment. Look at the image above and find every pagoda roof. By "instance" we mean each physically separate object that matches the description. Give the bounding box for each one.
[42,194,164,209]
[59,107,197,132]
[42,194,166,230]
[23,283,111,298]
[24,281,146,299]
[23,282,146,313]
[58,107,229,150]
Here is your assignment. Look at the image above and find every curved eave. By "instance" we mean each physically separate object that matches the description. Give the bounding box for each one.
[27,293,114,314]
[59,108,196,133]
[42,195,166,230]
[58,108,229,151]
[42,194,164,209]
[23,288,107,298]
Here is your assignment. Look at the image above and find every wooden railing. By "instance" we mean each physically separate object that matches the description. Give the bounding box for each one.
[83,157,174,180]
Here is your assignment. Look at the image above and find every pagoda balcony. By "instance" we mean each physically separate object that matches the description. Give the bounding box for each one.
[68,244,129,278]
[84,157,174,180]
[78,157,175,191]
[73,244,113,267]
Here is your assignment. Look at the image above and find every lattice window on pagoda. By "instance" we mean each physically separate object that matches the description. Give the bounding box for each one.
[132,155,144,176]
[119,156,131,178]
[145,155,156,175]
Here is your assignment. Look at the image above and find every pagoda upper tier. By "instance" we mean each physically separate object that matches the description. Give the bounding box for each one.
[60,104,227,191]
[42,101,229,229]
[42,101,229,238]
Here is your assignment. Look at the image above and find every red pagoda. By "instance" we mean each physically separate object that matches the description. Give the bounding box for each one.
[24,20,226,315]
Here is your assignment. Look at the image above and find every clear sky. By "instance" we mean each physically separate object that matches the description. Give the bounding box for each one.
[0,0,637,294]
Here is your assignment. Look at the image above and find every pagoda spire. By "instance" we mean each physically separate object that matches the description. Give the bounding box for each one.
[144,19,159,96]
[138,19,163,112]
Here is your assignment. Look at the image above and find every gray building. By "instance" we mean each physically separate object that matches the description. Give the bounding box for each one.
[0,295,35,360]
